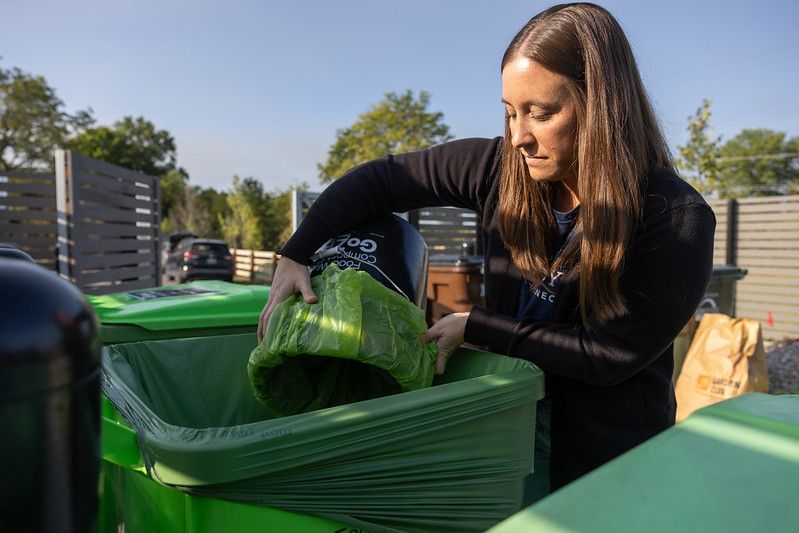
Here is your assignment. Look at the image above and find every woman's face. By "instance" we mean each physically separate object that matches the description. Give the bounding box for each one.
[502,57,579,190]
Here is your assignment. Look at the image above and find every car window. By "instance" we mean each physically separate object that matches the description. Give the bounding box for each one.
[191,243,230,256]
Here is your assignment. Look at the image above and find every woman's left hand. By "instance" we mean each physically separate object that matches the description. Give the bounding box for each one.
[420,312,470,374]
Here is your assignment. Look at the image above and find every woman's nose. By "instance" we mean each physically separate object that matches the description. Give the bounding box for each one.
[511,122,534,148]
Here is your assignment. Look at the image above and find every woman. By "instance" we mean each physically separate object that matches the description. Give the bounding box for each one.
[258,3,715,496]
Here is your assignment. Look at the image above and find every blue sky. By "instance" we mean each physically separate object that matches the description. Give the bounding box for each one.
[2,0,797,193]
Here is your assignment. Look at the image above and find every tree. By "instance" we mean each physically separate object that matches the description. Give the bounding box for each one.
[317,90,453,183]
[717,129,799,197]
[675,99,722,195]
[238,177,271,247]
[236,177,295,250]
[218,176,263,250]
[162,185,212,236]
[0,64,94,171]
[264,188,294,250]
[159,168,190,219]
[164,176,295,251]
[197,188,228,240]
[67,116,182,177]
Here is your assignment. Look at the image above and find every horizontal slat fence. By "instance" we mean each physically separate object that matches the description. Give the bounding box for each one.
[709,195,799,342]
[0,171,59,269]
[55,150,161,295]
[232,248,276,284]
[410,206,482,256]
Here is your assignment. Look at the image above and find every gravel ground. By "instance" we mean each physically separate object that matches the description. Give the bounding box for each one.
[766,338,799,394]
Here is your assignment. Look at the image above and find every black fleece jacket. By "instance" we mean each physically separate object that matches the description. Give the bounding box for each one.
[280,137,716,489]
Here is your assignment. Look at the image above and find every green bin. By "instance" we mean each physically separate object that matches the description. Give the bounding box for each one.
[87,280,269,344]
[98,396,354,533]
[487,393,799,533]
[100,332,544,533]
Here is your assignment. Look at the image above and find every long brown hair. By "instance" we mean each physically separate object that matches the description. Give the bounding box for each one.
[499,3,673,326]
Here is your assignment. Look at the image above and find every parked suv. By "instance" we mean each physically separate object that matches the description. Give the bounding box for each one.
[162,231,198,268]
[164,238,235,284]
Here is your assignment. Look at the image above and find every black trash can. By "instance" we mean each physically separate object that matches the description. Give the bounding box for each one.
[308,214,429,308]
[0,258,101,532]
[695,265,748,320]
[673,265,748,383]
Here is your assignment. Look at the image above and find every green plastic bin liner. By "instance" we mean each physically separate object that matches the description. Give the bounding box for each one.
[487,393,799,533]
[101,332,545,533]
[249,263,437,416]
[97,396,356,533]
[87,280,269,344]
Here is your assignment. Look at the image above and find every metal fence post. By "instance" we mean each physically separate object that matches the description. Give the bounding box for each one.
[54,149,73,281]
[726,198,738,266]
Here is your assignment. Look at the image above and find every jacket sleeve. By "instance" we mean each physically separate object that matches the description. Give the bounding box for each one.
[466,179,717,387]
[278,137,502,263]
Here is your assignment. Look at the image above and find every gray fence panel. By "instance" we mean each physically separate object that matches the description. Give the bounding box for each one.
[55,150,162,295]
[720,195,799,342]
[0,171,59,269]
[413,206,481,256]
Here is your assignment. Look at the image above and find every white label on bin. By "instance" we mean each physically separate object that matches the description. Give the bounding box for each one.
[125,288,223,300]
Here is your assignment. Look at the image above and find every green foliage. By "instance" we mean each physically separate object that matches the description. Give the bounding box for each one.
[216,176,294,250]
[675,99,722,195]
[196,187,229,239]
[237,177,271,246]
[162,174,295,252]
[159,169,190,218]
[317,90,453,183]
[717,129,799,197]
[264,187,295,250]
[218,176,263,250]
[67,116,182,177]
[161,185,212,237]
[0,64,94,171]
[677,100,799,199]
[255,184,294,251]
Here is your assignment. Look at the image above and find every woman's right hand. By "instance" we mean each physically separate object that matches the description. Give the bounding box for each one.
[257,256,318,341]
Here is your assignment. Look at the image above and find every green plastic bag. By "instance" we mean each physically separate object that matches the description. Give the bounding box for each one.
[248,263,436,416]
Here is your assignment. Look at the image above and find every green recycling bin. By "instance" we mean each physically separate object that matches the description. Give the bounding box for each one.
[487,393,799,533]
[100,332,545,533]
[87,280,269,344]
[97,396,355,533]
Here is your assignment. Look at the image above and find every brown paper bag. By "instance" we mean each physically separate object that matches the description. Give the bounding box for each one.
[674,313,769,422]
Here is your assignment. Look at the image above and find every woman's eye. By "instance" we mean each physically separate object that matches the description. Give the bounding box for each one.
[532,113,552,121]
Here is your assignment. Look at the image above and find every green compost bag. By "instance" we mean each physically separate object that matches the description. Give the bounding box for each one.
[248,263,437,416]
